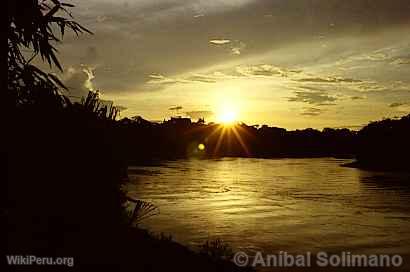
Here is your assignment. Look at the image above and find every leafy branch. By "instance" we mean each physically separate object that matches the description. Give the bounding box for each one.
[8,0,92,104]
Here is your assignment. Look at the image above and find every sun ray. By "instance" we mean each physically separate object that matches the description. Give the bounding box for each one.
[213,126,226,156]
[234,124,254,139]
[231,125,251,156]
[207,124,223,138]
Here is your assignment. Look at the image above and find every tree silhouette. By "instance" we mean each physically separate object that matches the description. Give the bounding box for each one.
[8,0,91,105]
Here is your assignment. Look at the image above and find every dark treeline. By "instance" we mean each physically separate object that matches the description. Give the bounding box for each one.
[116,116,357,161]
[112,112,410,171]
[355,114,410,171]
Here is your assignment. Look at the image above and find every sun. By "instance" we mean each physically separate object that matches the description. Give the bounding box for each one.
[216,104,238,125]
[218,109,237,124]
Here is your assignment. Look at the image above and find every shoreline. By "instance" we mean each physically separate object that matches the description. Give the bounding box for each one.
[341,160,410,173]
[124,228,253,272]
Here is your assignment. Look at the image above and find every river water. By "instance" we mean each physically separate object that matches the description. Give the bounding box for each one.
[127,158,410,270]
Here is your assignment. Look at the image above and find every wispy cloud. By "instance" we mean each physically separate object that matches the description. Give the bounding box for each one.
[231,41,246,55]
[185,110,214,120]
[185,75,217,83]
[300,107,323,116]
[147,72,236,85]
[351,96,366,100]
[169,106,183,111]
[147,74,186,85]
[236,64,301,78]
[209,39,231,45]
[209,39,247,56]
[389,102,408,108]
[296,76,362,84]
[288,87,338,106]
[391,58,410,65]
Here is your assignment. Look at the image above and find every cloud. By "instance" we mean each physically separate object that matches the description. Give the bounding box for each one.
[61,65,126,110]
[353,80,410,94]
[169,106,183,111]
[54,0,410,95]
[300,107,323,116]
[391,58,410,65]
[147,72,237,85]
[63,65,95,100]
[185,75,217,83]
[236,64,301,78]
[389,102,407,108]
[354,82,386,92]
[231,48,241,55]
[147,64,301,85]
[146,64,368,94]
[288,87,338,106]
[185,110,214,120]
[231,41,246,55]
[209,39,246,56]
[209,39,231,45]
[147,74,186,85]
[337,52,390,67]
[365,53,389,61]
[296,76,363,84]
[351,96,366,100]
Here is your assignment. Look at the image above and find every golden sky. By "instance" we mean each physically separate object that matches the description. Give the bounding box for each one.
[55,0,410,129]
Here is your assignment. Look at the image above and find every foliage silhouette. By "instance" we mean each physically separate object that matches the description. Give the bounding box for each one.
[5,1,252,271]
[8,0,91,105]
[126,196,159,227]
[353,114,410,171]
[200,239,234,261]
[113,114,409,172]
[114,117,358,162]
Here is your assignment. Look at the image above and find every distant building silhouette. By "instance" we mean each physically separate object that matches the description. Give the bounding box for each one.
[164,117,192,127]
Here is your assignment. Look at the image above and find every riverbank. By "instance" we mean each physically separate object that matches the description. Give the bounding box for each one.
[118,228,252,272]
[342,160,410,172]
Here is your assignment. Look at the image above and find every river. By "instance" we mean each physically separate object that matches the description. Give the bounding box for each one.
[127,158,410,270]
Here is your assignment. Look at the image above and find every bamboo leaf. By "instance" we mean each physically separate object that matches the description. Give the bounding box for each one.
[48,73,67,90]
[50,50,63,71]
[61,3,75,7]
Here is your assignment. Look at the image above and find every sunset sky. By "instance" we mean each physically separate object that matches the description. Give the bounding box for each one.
[54,0,410,129]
